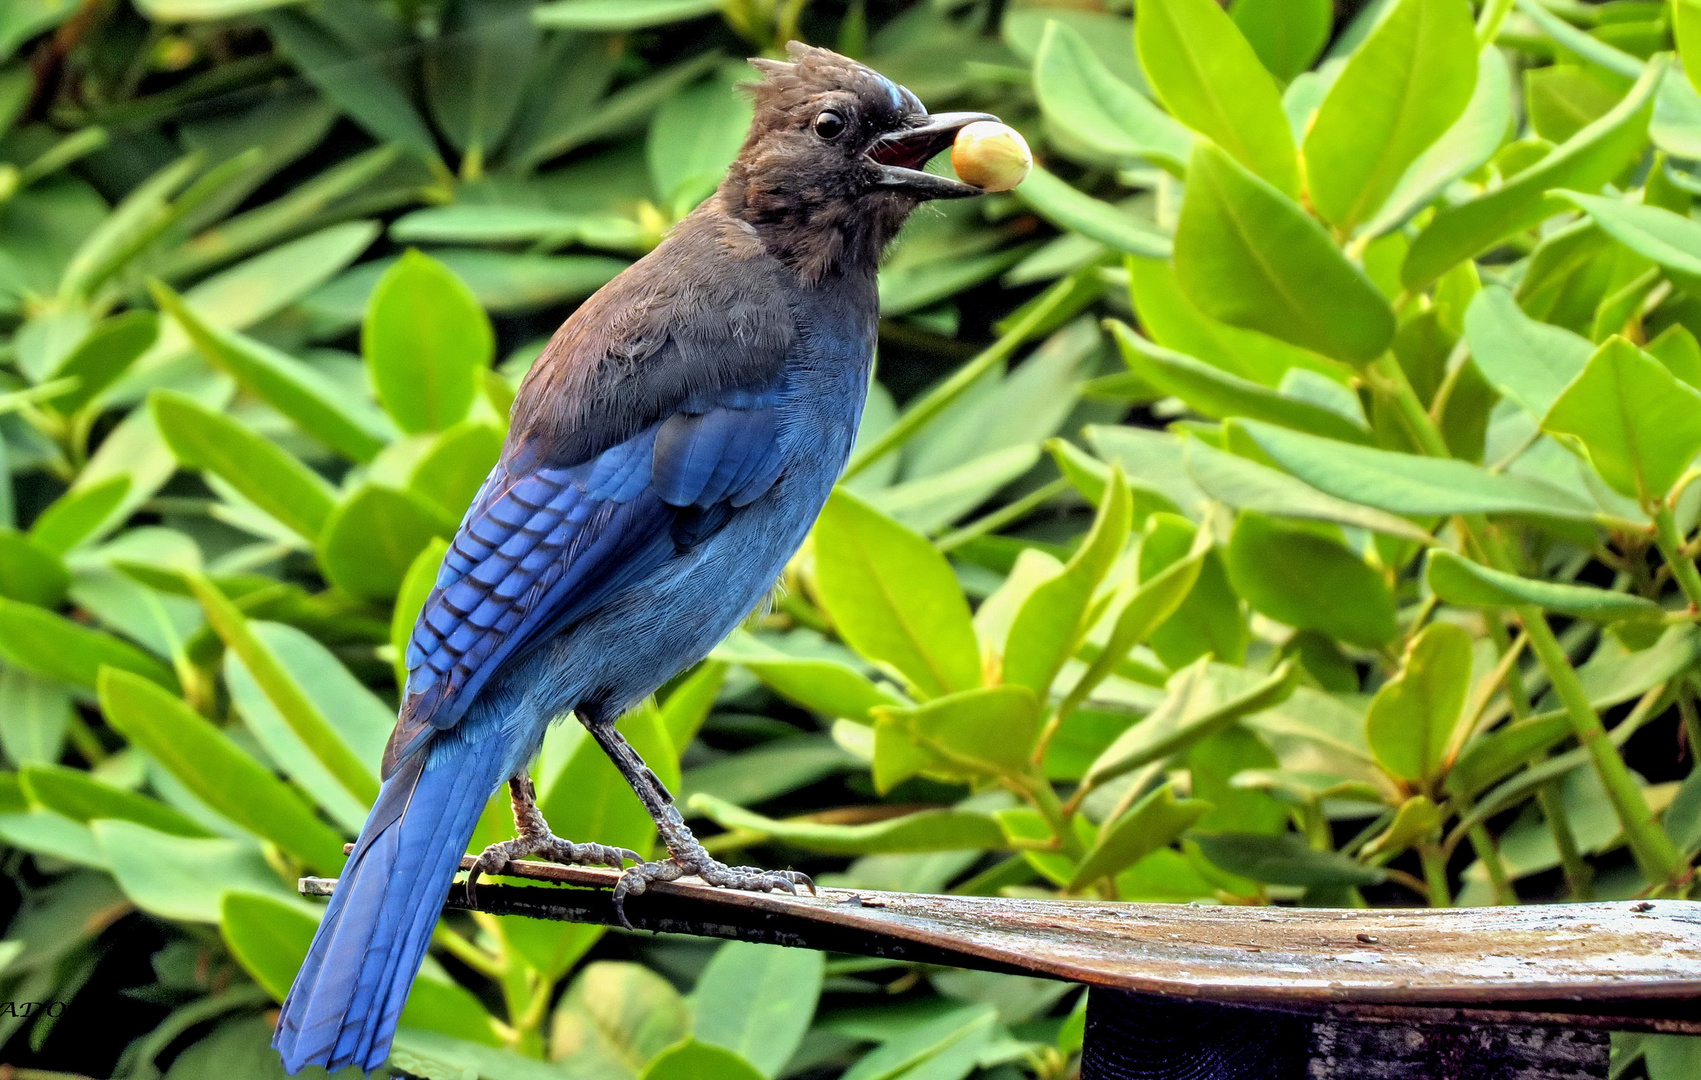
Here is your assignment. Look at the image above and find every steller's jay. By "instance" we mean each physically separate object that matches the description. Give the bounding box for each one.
[274,42,1002,1074]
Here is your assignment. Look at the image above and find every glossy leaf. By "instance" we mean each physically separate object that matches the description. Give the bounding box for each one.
[712,631,903,723]
[1224,512,1397,649]
[873,685,1042,787]
[92,821,297,922]
[1230,0,1330,82]
[20,763,211,837]
[1542,336,1701,502]
[688,795,1004,855]
[1136,0,1299,195]
[1033,21,1191,173]
[1174,143,1393,365]
[98,668,346,871]
[1402,58,1666,290]
[1426,550,1662,623]
[1081,659,1296,790]
[692,942,822,1078]
[1182,439,1433,543]
[1108,321,1371,444]
[1560,190,1701,295]
[1304,0,1476,232]
[813,490,980,700]
[363,249,495,435]
[1233,419,1599,521]
[28,475,128,555]
[1068,784,1210,891]
[46,310,156,414]
[0,530,68,608]
[1462,285,1592,418]
[152,389,338,544]
[1002,472,1131,695]
[1365,622,1471,785]
[642,1041,765,1080]
[534,0,719,30]
[1192,832,1385,887]
[1014,167,1171,258]
[0,597,174,690]
[0,670,74,766]
[318,483,458,602]
[154,282,388,463]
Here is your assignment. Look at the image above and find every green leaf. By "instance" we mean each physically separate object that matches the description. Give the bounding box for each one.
[92,821,296,922]
[648,70,752,213]
[688,794,1004,855]
[1136,0,1300,196]
[154,282,388,463]
[534,0,720,29]
[841,1005,997,1080]
[1108,321,1371,444]
[1363,46,1514,238]
[318,484,458,602]
[1081,659,1297,790]
[1182,439,1433,543]
[28,475,128,555]
[1068,783,1210,890]
[20,763,211,837]
[1401,57,1666,290]
[425,0,538,162]
[1444,713,1571,798]
[642,1040,765,1080]
[1013,167,1170,258]
[1192,831,1385,887]
[1681,0,1701,97]
[549,961,691,1073]
[45,310,156,414]
[1527,66,1625,144]
[409,421,503,519]
[1559,190,1701,295]
[1229,0,1330,81]
[1462,284,1592,418]
[0,597,174,690]
[1033,21,1192,173]
[363,249,494,435]
[1365,621,1471,785]
[1542,335,1701,502]
[692,942,822,1078]
[1304,0,1476,232]
[220,891,499,1045]
[813,490,981,700]
[151,390,338,544]
[1426,549,1662,623]
[97,668,346,872]
[1232,418,1599,521]
[1224,512,1397,648]
[873,685,1042,788]
[264,11,439,163]
[681,735,855,809]
[0,530,68,607]
[0,670,73,766]
[1174,143,1394,365]
[207,588,387,816]
[712,631,903,723]
[1001,472,1131,695]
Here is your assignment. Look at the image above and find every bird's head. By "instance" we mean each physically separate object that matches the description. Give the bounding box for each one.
[717,42,998,280]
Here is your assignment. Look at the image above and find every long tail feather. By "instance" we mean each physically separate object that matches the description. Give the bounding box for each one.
[274,740,503,1074]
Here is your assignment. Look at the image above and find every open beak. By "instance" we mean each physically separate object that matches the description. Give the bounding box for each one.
[867,111,998,199]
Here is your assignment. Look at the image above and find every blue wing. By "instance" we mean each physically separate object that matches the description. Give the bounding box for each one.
[384,385,787,776]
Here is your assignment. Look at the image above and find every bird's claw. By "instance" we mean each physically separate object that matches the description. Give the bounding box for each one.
[611,849,814,929]
[465,834,641,902]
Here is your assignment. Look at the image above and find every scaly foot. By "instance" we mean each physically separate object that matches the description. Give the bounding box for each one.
[612,835,813,928]
[465,775,641,901]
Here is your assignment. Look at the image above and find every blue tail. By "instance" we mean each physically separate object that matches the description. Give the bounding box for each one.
[274,736,504,1074]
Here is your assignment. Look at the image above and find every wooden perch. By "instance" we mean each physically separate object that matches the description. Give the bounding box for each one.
[302,855,1701,1039]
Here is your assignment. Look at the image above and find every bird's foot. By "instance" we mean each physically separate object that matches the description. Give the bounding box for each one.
[466,831,641,902]
[611,840,813,929]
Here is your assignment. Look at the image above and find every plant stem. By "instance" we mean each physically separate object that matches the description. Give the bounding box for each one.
[936,477,1070,552]
[1537,782,1594,901]
[1018,767,1086,861]
[1367,353,1451,459]
[1465,821,1516,905]
[433,925,503,979]
[1477,0,1516,44]
[844,287,1069,480]
[1682,679,1701,765]
[1652,501,1701,610]
[1520,610,1686,887]
[1419,842,1452,908]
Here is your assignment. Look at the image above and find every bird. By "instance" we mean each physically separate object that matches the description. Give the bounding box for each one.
[273,42,1001,1074]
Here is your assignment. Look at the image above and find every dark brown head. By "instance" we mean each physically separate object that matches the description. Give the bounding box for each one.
[716,42,996,281]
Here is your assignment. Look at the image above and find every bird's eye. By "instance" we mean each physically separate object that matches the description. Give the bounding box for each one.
[813,110,846,140]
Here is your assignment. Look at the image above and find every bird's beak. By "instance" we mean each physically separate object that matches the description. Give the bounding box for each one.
[867,111,999,199]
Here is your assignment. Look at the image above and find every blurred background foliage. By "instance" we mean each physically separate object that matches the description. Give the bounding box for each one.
[0,0,1699,1077]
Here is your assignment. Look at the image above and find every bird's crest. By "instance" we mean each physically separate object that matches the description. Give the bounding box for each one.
[747,41,920,120]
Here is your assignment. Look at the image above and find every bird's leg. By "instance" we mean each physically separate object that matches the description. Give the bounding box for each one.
[587,721,813,927]
[465,774,642,900]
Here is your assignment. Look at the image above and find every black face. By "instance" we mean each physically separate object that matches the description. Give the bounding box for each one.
[744,48,998,203]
